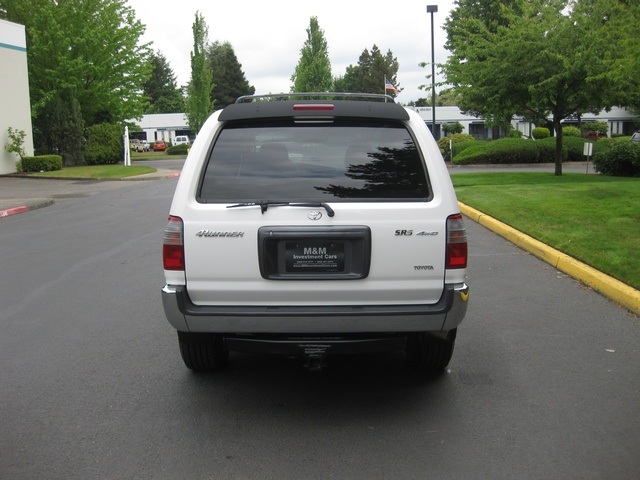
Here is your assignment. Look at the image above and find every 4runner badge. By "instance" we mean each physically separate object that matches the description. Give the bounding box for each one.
[196,230,245,238]
[308,210,322,220]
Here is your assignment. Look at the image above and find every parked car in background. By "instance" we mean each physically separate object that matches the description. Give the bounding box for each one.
[139,140,150,152]
[174,135,190,146]
[631,131,640,143]
[583,131,607,140]
[153,140,168,151]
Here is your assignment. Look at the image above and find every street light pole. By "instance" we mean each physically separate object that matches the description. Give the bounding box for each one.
[427,5,438,140]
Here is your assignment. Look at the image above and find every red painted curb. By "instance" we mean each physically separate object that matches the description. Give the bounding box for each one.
[166,172,181,179]
[0,206,29,218]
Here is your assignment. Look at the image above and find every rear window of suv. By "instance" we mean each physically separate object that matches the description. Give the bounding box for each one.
[198,119,431,203]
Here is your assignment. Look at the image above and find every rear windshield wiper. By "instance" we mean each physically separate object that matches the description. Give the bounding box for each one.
[227,201,335,217]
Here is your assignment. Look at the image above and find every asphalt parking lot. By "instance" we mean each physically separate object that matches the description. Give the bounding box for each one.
[1,172,638,478]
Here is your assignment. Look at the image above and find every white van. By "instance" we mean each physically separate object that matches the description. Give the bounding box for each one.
[174,135,190,146]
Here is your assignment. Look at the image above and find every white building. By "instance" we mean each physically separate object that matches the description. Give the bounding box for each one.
[129,105,637,145]
[0,19,34,174]
[129,113,192,145]
[411,105,637,140]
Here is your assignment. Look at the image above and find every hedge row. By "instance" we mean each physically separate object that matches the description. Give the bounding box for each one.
[451,136,629,166]
[166,144,189,155]
[538,136,623,162]
[453,138,560,165]
[17,155,63,172]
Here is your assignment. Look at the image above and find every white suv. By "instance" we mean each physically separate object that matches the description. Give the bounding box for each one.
[162,94,469,373]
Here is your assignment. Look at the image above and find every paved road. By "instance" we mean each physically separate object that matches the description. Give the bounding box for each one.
[1,172,638,479]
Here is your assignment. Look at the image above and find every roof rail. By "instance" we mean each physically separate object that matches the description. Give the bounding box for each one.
[235,93,396,104]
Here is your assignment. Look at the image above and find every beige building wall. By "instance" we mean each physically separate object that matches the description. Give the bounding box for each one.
[0,19,34,174]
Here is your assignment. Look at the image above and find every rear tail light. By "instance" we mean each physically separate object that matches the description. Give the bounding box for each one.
[163,216,184,271]
[446,213,468,269]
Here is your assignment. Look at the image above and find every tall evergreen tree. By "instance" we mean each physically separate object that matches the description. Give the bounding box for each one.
[185,11,213,134]
[290,17,333,93]
[33,92,85,164]
[143,51,185,114]
[336,45,399,95]
[207,41,255,109]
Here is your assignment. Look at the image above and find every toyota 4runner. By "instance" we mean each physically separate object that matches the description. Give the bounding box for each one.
[162,93,469,373]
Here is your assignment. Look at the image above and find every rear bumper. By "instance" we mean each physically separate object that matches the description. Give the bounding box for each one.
[162,283,469,334]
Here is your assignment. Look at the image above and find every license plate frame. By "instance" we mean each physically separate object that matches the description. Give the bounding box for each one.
[258,226,371,280]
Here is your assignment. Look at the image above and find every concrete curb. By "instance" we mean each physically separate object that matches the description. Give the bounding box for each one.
[121,170,180,181]
[0,206,29,217]
[459,202,640,316]
[3,169,180,182]
[0,199,55,218]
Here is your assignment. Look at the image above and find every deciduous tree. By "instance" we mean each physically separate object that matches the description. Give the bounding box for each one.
[441,0,638,175]
[1,0,150,126]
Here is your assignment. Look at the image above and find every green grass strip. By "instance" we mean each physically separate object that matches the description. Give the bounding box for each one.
[32,165,155,179]
[451,173,640,290]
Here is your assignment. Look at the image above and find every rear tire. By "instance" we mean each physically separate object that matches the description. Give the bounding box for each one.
[406,329,457,373]
[178,331,228,372]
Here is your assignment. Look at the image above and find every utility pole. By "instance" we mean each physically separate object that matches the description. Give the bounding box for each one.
[427,5,438,140]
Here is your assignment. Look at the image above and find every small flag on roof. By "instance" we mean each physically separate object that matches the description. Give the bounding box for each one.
[384,77,398,95]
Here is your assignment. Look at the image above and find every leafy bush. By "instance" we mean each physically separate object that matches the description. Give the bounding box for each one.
[453,140,479,158]
[437,133,476,161]
[442,122,464,136]
[593,142,640,177]
[508,129,524,138]
[532,127,550,139]
[453,143,490,164]
[5,127,27,159]
[17,155,62,172]
[581,121,608,135]
[453,138,560,165]
[85,123,124,165]
[450,134,636,166]
[562,126,581,137]
[166,143,189,155]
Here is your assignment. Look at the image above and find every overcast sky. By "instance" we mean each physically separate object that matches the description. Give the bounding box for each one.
[128,0,456,103]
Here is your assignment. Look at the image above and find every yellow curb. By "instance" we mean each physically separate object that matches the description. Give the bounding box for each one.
[459,202,640,316]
